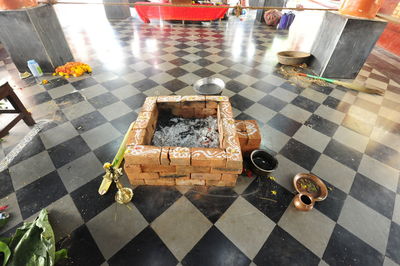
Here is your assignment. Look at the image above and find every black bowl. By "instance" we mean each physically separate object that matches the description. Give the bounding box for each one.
[249,149,278,177]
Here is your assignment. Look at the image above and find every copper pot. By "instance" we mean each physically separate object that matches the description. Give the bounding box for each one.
[0,0,37,10]
[293,193,315,211]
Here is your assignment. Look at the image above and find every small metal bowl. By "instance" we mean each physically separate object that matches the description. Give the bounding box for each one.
[249,149,278,177]
[193,77,225,95]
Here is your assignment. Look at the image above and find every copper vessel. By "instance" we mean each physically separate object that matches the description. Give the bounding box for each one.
[292,173,328,211]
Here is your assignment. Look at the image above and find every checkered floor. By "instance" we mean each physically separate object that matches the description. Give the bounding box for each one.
[1,10,400,266]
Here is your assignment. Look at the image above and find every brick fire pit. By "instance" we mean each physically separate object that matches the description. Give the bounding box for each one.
[124,95,243,187]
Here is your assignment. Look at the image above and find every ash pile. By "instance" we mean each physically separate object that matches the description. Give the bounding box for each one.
[151,115,219,148]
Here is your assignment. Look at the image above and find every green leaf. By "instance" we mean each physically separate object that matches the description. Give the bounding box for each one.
[0,241,11,266]
[54,249,68,263]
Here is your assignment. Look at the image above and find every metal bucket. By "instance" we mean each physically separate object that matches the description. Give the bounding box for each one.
[193,77,225,95]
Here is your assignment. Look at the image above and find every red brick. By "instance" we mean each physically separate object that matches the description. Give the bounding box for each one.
[176,178,205,186]
[225,145,243,170]
[206,101,218,109]
[222,118,236,137]
[176,165,210,174]
[206,95,229,102]
[191,173,221,180]
[169,147,191,165]
[222,174,238,181]
[160,147,170,165]
[194,108,217,118]
[157,95,182,103]
[127,128,147,146]
[141,164,176,173]
[181,95,206,108]
[139,172,159,179]
[206,179,236,187]
[159,173,189,179]
[124,164,142,174]
[210,167,242,174]
[191,148,226,167]
[145,178,175,186]
[129,179,145,185]
[125,145,161,165]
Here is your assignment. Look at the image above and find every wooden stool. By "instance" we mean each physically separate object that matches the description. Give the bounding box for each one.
[0,82,35,138]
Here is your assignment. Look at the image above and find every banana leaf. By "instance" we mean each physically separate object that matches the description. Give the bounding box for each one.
[0,209,67,266]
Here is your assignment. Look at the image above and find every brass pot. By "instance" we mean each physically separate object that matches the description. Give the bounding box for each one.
[293,193,315,211]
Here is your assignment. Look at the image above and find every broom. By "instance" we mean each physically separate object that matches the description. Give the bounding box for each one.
[296,73,385,95]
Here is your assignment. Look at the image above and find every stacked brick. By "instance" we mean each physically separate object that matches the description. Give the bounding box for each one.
[124,95,242,187]
[235,120,261,155]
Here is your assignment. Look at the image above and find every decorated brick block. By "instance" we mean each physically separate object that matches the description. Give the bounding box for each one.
[191,148,226,167]
[234,120,261,154]
[157,95,182,103]
[176,178,205,186]
[246,120,261,147]
[145,178,175,186]
[181,95,206,108]
[169,147,191,165]
[127,128,147,146]
[125,145,161,165]
[222,118,236,137]
[191,173,222,180]
[226,145,243,170]
[206,95,229,102]
[141,96,157,112]
[218,101,233,118]
[141,164,176,173]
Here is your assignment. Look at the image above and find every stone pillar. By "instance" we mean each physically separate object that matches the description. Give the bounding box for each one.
[310,11,387,79]
[104,0,131,20]
[0,4,73,73]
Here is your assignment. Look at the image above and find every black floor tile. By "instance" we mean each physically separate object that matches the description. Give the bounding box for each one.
[110,111,138,134]
[57,225,105,266]
[162,79,188,92]
[246,69,267,79]
[229,94,255,111]
[88,92,119,109]
[93,135,124,163]
[70,175,117,222]
[101,78,129,91]
[323,224,384,266]
[291,95,320,113]
[122,93,147,110]
[311,84,333,95]
[0,169,14,199]
[217,58,236,67]
[322,96,351,113]
[132,186,182,223]
[386,222,400,264]
[342,114,373,137]
[280,82,304,94]
[8,135,45,167]
[323,139,363,171]
[169,58,189,66]
[313,179,347,222]
[254,226,320,266]
[43,78,69,90]
[193,58,213,67]
[139,67,163,78]
[350,173,396,219]
[185,187,238,223]
[305,114,339,137]
[365,140,400,170]
[258,95,286,112]
[133,79,159,91]
[250,80,276,93]
[225,80,247,93]
[25,91,52,107]
[193,68,216,78]
[109,226,177,266]
[71,77,98,90]
[48,135,91,168]
[243,178,293,223]
[166,67,188,78]
[280,139,321,170]
[219,69,241,79]
[16,171,67,219]
[54,92,85,109]
[71,110,108,133]
[267,113,302,137]
[182,226,250,266]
